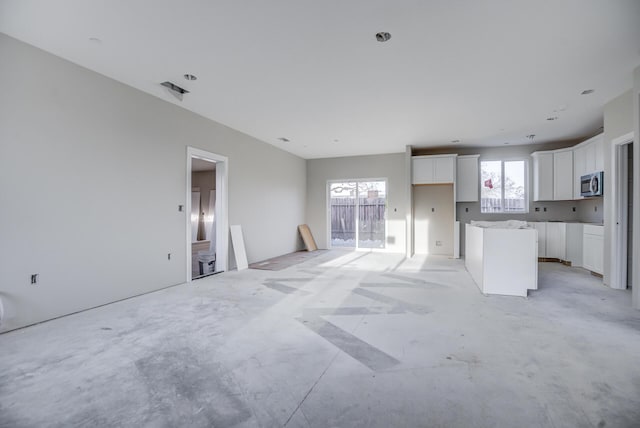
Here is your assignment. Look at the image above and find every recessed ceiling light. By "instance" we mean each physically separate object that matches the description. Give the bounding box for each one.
[581,89,595,95]
[278,137,290,142]
[451,139,460,143]
[546,116,558,121]
[184,74,197,81]
[375,32,392,42]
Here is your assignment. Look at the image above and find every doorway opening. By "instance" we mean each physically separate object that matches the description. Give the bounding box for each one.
[328,180,387,249]
[611,134,634,290]
[187,147,228,282]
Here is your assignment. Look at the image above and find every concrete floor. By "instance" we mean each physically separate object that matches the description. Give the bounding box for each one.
[1,251,639,427]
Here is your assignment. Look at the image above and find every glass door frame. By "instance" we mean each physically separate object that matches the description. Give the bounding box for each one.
[326,178,388,250]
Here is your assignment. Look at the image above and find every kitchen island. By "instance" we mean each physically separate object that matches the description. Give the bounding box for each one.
[465,221,538,297]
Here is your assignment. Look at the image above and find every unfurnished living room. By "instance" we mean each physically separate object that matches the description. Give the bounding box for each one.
[1,1,640,427]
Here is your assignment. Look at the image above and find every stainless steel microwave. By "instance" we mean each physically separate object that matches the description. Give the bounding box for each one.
[581,171,603,197]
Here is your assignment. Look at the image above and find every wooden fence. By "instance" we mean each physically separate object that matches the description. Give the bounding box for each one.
[330,197,386,246]
[481,197,526,213]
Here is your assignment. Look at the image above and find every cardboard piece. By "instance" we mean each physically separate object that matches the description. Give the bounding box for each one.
[230,225,249,270]
[298,224,318,251]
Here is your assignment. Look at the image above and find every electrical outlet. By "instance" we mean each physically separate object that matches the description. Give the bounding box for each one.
[572,207,576,212]
[594,206,598,212]
[465,207,469,212]
[167,253,171,261]
[543,207,547,212]
[436,241,442,246]
[431,208,435,212]
[30,274,38,285]
[535,207,540,212]
[178,205,184,212]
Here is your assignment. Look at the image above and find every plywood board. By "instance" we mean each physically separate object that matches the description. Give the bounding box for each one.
[298,224,318,251]
[230,225,248,270]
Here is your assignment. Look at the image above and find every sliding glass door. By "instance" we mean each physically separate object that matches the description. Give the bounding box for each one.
[329,180,386,249]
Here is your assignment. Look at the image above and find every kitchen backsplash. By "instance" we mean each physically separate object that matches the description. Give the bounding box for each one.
[576,198,604,224]
[456,198,602,224]
[456,198,603,256]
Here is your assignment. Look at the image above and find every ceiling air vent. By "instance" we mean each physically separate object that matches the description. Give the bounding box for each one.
[161,81,189,101]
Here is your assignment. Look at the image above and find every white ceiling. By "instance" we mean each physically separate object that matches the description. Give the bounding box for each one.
[1,1,639,159]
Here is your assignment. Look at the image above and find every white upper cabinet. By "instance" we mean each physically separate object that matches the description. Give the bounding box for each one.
[533,134,604,201]
[583,134,604,173]
[412,157,435,184]
[434,156,455,183]
[553,149,573,201]
[532,152,554,201]
[412,154,457,184]
[593,134,605,172]
[573,145,586,199]
[456,155,479,202]
[572,133,604,199]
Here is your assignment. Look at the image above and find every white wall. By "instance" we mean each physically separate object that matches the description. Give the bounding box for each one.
[307,153,406,252]
[0,34,306,332]
[633,66,640,310]
[413,184,454,255]
[602,90,634,289]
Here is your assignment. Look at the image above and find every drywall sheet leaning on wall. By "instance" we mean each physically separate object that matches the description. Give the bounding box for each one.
[230,225,249,270]
[298,224,318,251]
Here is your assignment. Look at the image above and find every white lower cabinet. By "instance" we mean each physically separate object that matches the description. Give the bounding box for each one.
[531,222,566,260]
[565,223,584,266]
[583,225,604,274]
[529,221,603,275]
[545,223,566,260]
[532,222,546,257]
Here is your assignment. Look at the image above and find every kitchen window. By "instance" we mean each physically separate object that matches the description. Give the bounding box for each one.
[480,160,528,213]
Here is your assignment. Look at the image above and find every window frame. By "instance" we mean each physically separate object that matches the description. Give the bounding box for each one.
[480,158,529,214]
